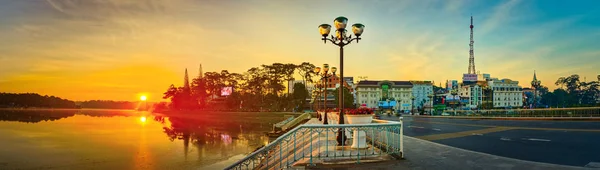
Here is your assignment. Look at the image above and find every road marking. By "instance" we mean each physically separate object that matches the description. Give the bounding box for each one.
[412,120,600,132]
[522,138,551,142]
[585,162,600,168]
[500,137,511,141]
[416,127,516,141]
[432,128,442,131]
[408,126,425,129]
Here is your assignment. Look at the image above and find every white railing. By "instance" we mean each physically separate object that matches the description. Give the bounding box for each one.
[225,115,403,170]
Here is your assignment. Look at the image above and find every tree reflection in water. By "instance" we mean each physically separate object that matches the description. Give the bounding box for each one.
[0,109,77,123]
[154,115,270,163]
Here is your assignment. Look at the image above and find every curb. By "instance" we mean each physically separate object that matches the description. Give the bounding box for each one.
[416,116,600,121]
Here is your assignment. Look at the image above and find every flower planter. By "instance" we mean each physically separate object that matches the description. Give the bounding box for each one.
[346,114,373,149]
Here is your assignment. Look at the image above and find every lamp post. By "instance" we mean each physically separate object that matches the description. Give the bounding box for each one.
[312,89,321,120]
[451,90,458,115]
[314,65,337,125]
[531,79,541,109]
[319,16,364,146]
[411,96,415,115]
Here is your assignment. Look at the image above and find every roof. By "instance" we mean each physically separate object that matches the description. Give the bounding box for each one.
[356,80,413,87]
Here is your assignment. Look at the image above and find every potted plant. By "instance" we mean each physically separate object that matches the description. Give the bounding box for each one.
[346,107,374,148]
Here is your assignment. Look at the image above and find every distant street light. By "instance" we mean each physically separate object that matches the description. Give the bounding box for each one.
[411,96,415,115]
[319,16,364,146]
[314,64,337,125]
[428,94,434,115]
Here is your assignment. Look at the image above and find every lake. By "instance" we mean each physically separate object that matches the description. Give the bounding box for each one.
[0,109,292,170]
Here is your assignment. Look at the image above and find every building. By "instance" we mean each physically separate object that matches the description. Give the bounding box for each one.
[343,77,357,104]
[457,84,483,109]
[355,80,413,112]
[287,80,305,94]
[446,80,459,91]
[488,78,523,108]
[410,81,433,110]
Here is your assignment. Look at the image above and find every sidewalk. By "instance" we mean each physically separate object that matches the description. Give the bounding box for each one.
[308,135,591,170]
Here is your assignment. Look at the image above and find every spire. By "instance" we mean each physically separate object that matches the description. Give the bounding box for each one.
[531,70,541,88]
[184,68,190,91]
[198,64,203,79]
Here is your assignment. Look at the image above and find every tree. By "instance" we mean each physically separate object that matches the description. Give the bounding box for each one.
[333,87,355,109]
[292,83,309,111]
[191,78,208,109]
[296,62,316,85]
[554,74,600,107]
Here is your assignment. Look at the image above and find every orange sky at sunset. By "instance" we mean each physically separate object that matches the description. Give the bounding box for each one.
[1,0,599,101]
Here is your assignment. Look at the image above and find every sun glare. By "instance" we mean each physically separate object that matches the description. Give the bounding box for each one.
[140,95,147,101]
[140,116,147,123]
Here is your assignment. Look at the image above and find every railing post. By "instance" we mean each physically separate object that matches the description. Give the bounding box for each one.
[399,117,404,158]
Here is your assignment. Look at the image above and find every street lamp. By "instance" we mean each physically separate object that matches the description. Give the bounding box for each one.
[319,16,364,146]
[411,96,415,115]
[312,89,321,120]
[314,64,337,125]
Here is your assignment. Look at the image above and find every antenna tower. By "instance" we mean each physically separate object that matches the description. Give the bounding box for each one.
[468,15,476,74]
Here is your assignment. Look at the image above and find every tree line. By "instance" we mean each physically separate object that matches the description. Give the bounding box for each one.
[537,74,600,108]
[0,93,140,109]
[160,62,354,112]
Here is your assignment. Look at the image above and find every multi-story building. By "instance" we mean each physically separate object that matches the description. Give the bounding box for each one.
[446,80,459,91]
[410,81,433,110]
[458,84,483,109]
[355,80,413,112]
[488,78,523,108]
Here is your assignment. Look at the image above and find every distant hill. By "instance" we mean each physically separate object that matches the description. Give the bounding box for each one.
[0,93,138,109]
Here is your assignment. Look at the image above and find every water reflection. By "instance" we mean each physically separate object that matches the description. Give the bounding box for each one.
[0,109,287,169]
[0,109,143,123]
[0,109,76,123]
[154,115,271,165]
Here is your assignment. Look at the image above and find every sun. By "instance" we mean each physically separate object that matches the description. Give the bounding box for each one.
[140,95,147,101]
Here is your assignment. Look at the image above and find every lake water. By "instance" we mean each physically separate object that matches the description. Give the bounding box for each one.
[0,109,290,170]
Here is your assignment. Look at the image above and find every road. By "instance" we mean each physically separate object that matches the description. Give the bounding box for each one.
[379,115,600,167]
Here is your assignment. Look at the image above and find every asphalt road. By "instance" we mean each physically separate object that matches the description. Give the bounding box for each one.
[379,115,600,167]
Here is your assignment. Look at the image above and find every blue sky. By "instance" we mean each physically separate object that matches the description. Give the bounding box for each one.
[0,0,598,101]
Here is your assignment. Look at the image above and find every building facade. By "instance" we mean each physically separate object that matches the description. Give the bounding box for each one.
[355,80,413,111]
[458,84,483,109]
[410,81,433,110]
[489,78,523,108]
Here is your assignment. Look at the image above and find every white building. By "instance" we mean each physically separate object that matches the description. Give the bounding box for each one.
[458,84,483,109]
[488,78,523,108]
[355,80,413,111]
[410,81,433,110]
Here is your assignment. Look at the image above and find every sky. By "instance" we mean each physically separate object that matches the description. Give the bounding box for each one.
[0,0,599,102]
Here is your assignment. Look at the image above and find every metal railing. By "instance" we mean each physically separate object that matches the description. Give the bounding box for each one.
[225,117,403,170]
[436,107,600,117]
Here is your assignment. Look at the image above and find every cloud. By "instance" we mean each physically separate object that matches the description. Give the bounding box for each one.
[479,0,522,36]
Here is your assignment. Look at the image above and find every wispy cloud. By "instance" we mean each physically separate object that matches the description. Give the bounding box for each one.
[1,0,599,100]
[480,0,522,36]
